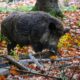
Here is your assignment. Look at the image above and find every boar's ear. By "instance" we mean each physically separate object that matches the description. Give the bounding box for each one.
[48,23,57,33]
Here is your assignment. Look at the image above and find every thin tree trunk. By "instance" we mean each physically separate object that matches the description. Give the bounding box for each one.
[32,0,63,17]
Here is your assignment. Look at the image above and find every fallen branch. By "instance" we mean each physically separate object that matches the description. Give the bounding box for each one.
[17,56,80,63]
[32,51,56,58]
[28,53,44,69]
[1,55,39,73]
[0,55,80,63]
[19,59,51,63]
[16,69,61,79]
[54,56,80,62]
[5,67,61,79]
[59,62,80,68]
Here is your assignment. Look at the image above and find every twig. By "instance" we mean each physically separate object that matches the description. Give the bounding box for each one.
[1,55,39,73]
[28,53,44,69]
[5,67,61,79]
[53,56,80,62]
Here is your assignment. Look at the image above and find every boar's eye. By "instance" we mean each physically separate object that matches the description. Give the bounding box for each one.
[48,23,57,34]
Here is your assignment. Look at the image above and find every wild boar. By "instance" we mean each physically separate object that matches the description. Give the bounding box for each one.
[1,11,69,54]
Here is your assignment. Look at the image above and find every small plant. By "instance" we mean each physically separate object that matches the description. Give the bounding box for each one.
[10,50,19,61]
[0,33,8,41]
[0,7,15,13]
[15,5,33,12]
[0,7,7,13]
[63,5,77,12]
[0,33,2,41]
[58,33,72,49]
[0,5,33,13]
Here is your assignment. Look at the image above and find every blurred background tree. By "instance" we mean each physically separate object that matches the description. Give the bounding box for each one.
[33,0,64,17]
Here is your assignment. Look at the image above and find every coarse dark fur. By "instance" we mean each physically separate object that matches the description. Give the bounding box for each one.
[1,11,68,54]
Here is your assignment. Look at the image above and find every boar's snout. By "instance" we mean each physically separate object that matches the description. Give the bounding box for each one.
[63,27,70,34]
[48,42,58,51]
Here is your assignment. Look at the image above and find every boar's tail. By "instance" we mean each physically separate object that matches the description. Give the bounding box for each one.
[1,20,8,41]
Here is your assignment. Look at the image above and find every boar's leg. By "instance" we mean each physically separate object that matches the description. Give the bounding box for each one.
[7,42,16,55]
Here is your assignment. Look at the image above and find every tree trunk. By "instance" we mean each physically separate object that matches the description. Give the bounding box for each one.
[32,0,63,17]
